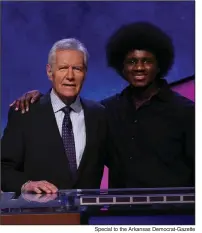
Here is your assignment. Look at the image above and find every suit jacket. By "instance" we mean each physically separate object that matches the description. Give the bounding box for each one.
[101,83,195,188]
[1,93,107,193]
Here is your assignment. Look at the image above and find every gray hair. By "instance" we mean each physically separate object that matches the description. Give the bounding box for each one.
[48,38,89,67]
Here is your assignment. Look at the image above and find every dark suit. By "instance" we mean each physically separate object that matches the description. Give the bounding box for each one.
[1,93,107,193]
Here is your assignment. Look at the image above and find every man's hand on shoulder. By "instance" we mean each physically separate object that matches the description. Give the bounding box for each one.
[10,90,42,114]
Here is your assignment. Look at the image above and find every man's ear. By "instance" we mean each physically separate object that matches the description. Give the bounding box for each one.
[46,64,53,81]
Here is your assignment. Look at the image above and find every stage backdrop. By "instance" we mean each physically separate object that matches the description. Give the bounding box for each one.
[1,1,195,187]
[1,1,195,130]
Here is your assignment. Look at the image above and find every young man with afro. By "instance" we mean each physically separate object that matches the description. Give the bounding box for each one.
[9,22,195,189]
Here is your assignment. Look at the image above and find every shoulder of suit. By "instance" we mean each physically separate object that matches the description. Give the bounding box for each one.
[23,93,49,114]
[81,98,105,111]
[7,106,30,122]
[8,98,43,120]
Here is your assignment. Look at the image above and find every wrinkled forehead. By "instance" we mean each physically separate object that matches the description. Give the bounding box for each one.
[54,49,85,65]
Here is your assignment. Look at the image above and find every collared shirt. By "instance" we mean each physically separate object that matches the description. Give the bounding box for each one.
[101,80,195,188]
[50,89,86,167]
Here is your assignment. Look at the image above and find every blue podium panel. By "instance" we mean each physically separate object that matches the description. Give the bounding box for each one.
[0,187,195,225]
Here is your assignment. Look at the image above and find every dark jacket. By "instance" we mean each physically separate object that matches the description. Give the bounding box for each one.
[1,93,107,193]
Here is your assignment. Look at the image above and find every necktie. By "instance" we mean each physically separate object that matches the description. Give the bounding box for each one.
[62,106,77,179]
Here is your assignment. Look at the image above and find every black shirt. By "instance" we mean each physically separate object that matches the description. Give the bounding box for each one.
[101,80,195,188]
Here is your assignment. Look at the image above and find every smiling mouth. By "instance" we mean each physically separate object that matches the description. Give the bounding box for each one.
[133,75,147,80]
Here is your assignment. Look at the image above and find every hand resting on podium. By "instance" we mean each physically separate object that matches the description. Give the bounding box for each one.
[22,180,58,194]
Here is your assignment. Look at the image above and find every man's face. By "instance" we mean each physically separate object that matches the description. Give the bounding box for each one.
[47,49,86,100]
[123,50,159,88]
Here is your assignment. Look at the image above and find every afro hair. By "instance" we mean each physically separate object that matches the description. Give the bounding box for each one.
[106,21,175,79]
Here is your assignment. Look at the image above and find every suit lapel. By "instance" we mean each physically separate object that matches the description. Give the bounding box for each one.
[39,93,62,144]
[74,98,94,183]
[39,93,73,180]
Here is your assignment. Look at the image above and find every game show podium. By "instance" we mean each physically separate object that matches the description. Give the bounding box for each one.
[0,187,195,225]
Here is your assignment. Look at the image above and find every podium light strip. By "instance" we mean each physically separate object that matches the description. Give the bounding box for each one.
[80,194,195,205]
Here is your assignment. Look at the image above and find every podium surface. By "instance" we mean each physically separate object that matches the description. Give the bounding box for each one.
[0,187,195,225]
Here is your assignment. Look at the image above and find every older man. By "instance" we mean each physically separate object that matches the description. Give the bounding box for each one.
[1,38,107,194]
[10,22,195,189]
